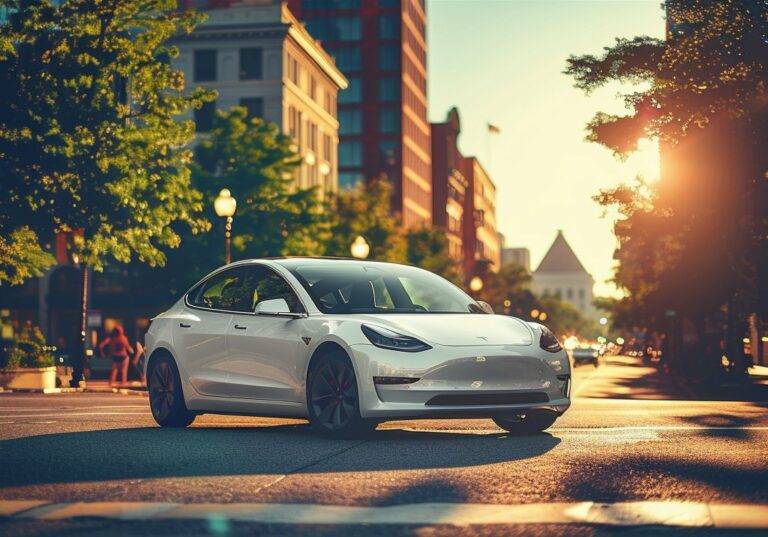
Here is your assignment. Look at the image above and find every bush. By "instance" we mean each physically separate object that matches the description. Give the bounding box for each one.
[2,323,54,369]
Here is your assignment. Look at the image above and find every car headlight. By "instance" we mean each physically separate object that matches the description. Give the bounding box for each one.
[361,324,432,353]
[538,325,562,353]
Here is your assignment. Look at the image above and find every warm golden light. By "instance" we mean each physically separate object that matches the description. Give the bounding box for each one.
[469,276,483,292]
[539,312,548,321]
[350,236,370,259]
[531,309,540,318]
[214,189,237,218]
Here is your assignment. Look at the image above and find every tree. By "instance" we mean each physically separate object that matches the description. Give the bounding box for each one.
[192,107,330,260]
[476,263,536,315]
[405,227,462,284]
[565,0,768,369]
[0,229,55,286]
[0,0,212,270]
[325,178,407,262]
[0,0,213,381]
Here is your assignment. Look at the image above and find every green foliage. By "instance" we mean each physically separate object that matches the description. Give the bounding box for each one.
[405,227,462,284]
[539,297,600,339]
[3,323,54,369]
[0,228,56,285]
[193,107,329,259]
[0,0,213,276]
[325,178,407,262]
[476,263,535,314]
[566,0,768,328]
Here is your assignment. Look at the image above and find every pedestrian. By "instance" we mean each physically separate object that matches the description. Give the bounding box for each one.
[133,335,147,386]
[98,325,134,387]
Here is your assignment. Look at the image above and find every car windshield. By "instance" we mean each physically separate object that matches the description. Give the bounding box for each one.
[286,263,483,314]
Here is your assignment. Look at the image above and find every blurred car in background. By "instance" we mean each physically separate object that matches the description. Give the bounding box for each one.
[572,346,599,366]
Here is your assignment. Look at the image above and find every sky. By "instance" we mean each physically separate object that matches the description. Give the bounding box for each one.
[426,0,665,297]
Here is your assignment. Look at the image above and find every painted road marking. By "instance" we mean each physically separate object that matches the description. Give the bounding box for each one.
[3,500,767,528]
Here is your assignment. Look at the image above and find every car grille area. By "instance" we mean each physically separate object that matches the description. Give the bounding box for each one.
[425,391,550,407]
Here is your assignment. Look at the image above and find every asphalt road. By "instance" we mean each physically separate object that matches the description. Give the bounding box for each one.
[1,356,767,535]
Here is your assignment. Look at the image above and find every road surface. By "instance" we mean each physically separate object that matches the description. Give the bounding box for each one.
[1,356,766,535]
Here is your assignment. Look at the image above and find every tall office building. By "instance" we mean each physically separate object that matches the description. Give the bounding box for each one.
[462,156,501,277]
[287,0,432,227]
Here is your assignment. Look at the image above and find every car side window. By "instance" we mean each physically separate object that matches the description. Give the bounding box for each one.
[253,269,304,313]
[189,267,258,313]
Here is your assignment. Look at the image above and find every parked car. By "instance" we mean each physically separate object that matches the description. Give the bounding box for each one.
[572,347,599,366]
[144,258,571,436]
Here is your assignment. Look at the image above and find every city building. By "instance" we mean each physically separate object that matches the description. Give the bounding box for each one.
[287,0,432,227]
[174,0,348,195]
[501,246,531,273]
[462,156,501,278]
[532,230,595,317]
[430,108,467,262]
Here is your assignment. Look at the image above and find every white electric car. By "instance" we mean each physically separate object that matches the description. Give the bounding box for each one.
[144,258,571,436]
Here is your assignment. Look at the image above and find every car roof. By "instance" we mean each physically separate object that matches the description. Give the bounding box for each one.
[232,256,417,271]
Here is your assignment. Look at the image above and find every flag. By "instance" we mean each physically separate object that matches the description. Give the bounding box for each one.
[487,123,501,134]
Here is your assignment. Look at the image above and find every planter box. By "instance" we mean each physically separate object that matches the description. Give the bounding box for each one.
[0,366,57,390]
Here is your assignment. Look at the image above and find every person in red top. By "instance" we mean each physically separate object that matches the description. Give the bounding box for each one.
[98,325,134,387]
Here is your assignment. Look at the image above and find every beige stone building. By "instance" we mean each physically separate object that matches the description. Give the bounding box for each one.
[173,1,348,194]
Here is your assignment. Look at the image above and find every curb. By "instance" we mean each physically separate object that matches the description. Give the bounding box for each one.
[1,500,767,529]
[0,386,147,396]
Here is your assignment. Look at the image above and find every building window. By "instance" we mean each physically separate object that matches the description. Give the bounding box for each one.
[305,17,361,42]
[302,0,360,8]
[239,47,263,80]
[309,76,317,101]
[332,47,361,72]
[378,45,400,71]
[378,140,398,165]
[378,15,400,39]
[194,99,216,132]
[566,288,573,299]
[578,288,585,299]
[287,54,300,85]
[339,141,362,167]
[339,172,364,189]
[339,77,361,103]
[379,108,399,133]
[239,97,263,120]
[194,49,217,82]
[338,109,362,135]
[378,77,399,102]
[322,133,332,162]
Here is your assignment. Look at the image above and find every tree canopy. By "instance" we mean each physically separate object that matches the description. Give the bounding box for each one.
[0,0,213,280]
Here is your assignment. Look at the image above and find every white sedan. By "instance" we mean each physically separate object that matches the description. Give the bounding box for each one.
[144,258,571,436]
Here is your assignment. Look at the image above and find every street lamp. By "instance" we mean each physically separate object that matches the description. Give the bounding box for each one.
[599,317,608,326]
[350,235,370,259]
[214,188,237,264]
[469,276,483,292]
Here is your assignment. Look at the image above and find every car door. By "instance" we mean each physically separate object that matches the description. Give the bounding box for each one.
[173,267,252,397]
[225,265,307,402]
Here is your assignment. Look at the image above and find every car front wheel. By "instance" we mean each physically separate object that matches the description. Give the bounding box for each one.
[148,354,195,428]
[492,410,558,435]
[307,352,375,437]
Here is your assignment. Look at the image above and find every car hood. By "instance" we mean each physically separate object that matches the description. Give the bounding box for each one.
[355,314,534,347]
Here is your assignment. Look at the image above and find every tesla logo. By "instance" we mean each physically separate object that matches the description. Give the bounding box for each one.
[476,356,486,362]
[477,336,488,341]
[301,336,312,346]
[471,381,483,388]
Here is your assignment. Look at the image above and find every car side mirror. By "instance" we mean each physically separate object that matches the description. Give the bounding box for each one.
[477,300,494,314]
[255,298,291,315]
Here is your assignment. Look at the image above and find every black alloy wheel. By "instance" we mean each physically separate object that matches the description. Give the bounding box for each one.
[492,410,558,435]
[308,352,374,436]
[148,354,195,428]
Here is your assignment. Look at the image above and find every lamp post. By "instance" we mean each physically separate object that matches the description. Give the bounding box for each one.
[350,235,370,259]
[214,189,237,265]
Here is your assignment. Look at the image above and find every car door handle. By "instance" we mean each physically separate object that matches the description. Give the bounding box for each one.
[179,323,191,328]
[234,324,247,330]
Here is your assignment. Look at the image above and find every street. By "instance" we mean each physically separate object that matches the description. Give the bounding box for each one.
[1,356,767,535]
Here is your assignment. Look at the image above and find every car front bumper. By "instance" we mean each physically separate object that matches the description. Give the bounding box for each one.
[350,343,571,419]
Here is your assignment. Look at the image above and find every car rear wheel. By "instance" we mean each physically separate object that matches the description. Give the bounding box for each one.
[492,410,558,435]
[148,354,195,428]
[307,352,375,437]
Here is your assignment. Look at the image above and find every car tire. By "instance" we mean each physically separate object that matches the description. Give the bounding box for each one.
[307,351,375,437]
[148,354,195,428]
[492,411,558,435]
